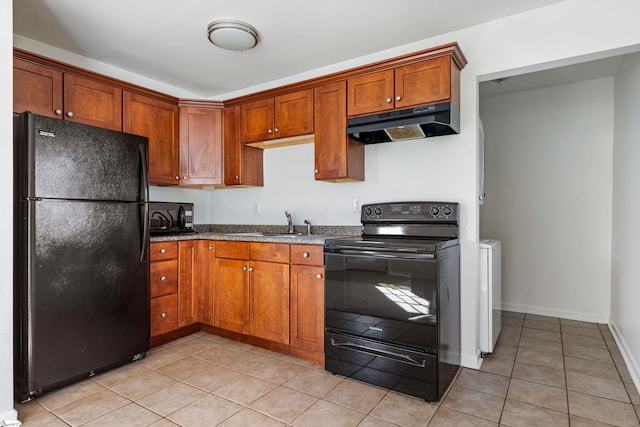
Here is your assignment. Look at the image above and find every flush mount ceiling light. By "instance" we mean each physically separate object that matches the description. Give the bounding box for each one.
[207,19,259,51]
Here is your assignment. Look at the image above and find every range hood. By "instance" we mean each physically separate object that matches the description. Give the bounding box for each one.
[347,102,459,144]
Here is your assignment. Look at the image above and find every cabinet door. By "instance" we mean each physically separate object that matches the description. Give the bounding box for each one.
[223,105,264,186]
[250,261,290,344]
[214,258,250,334]
[123,92,179,185]
[395,56,451,109]
[240,98,274,143]
[347,69,394,117]
[290,265,324,353]
[63,74,123,131]
[274,89,313,138]
[178,240,198,327]
[13,57,63,117]
[179,105,223,186]
[314,81,364,182]
[196,240,216,326]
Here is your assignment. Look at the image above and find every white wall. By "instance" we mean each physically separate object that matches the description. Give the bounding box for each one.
[1,1,18,423]
[611,52,640,386]
[10,0,640,377]
[480,78,614,322]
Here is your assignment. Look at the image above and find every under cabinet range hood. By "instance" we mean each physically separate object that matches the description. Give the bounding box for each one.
[347,102,459,144]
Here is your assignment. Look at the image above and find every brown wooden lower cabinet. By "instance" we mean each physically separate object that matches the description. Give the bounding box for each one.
[150,294,178,336]
[196,240,216,326]
[214,257,250,334]
[178,240,198,327]
[250,260,290,344]
[290,264,324,353]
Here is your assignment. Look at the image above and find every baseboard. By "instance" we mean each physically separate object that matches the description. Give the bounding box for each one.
[607,320,640,390]
[501,302,608,323]
[461,351,482,369]
[0,408,19,424]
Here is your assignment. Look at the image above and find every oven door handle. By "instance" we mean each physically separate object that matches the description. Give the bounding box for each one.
[332,248,435,260]
[330,338,427,368]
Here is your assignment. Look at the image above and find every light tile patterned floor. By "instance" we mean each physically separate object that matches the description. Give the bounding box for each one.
[15,312,640,426]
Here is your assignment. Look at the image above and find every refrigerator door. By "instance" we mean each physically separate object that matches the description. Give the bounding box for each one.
[15,199,150,400]
[18,113,147,202]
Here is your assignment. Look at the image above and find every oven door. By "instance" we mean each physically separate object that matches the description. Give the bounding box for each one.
[324,247,439,353]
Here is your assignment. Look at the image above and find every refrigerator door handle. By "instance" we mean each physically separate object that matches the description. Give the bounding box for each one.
[139,143,149,262]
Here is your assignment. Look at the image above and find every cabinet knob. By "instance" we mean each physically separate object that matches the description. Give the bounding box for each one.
[274,127,279,133]
[183,176,187,180]
[268,128,273,134]
[160,275,167,281]
[316,274,323,279]
[235,175,239,180]
[208,246,213,250]
[242,266,247,271]
[175,176,180,180]
[161,312,167,318]
[66,111,74,118]
[55,109,62,116]
[303,252,309,258]
[314,169,319,174]
[396,95,401,101]
[160,248,166,254]
[385,97,392,103]
[249,267,254,272]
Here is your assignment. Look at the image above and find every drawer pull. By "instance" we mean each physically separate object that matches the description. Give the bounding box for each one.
[160,275,167,281]
[249,267,254,272]
[161,312,167,318]
[303,252,309,258]
[242,266,247,271]
[316,274,322,279]
[209,246,213,250]
[160,248,166,254]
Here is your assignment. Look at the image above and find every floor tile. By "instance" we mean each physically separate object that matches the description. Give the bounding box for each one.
[92,362,151,388]
[429,407,498,426]
[167,394,242,426]
[167,336,216,354]
[503,311,525,319]
[214,374,279,405]
[497,325,522,347]
[323,378,387,413]
[82,402,161,426]
[567,372,630,402]
[181,364,244,392]
[52,388,129,426]
[155,356,213,380]
[136,381,207,416]
[249,386,318,423]
[512,361,565,388]
[507,378,568,412]
[515,346,564,369]
[625,382,640,405]
[518,334,563,353]
[284,368,343,398]
[490,343,518,360]
[291,399,364,427]
[523,318,561,332]
[14,399,47,422]
[563,342,614,363]
[148,419,180,427]
[569,415,619,426]
[137,347,187,370]
[357,415,402,427]
[564,355,620,381]
[19,412,69,426]
[35,379,105,410]
[562,324,604,338]
[440,385,504,422]
[563,333,607,349]
[479,354,515,377]
[561,319,599,329]
[521,327,562,343]
[219,350,275,374]
[242,356,306,384]
[108,368,175,400]
[502,316,524,327]
[369,391,436,427]
[525,314,559,324]
[501,398,569,426]
[191,343,244,364]
[218,407,286,426]
[568,390,640,427]
[454,368,510,397]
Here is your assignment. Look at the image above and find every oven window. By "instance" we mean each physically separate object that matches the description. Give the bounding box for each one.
[325,253,438,351]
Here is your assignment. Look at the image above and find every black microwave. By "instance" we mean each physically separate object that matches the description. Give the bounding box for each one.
[149,202,195,235]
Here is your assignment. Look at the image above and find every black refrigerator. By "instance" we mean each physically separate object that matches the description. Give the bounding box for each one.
[13,112,150,402]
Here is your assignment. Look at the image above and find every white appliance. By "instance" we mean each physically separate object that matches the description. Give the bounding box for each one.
[479,239,501,353]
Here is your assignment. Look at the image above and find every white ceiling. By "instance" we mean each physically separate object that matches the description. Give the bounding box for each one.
[14,0,566,99]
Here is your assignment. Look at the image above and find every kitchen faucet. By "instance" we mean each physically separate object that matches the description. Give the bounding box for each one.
[285,210,294,234]
[304,219,312,235]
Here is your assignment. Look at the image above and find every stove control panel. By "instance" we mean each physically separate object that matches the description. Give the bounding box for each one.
[362,201,459,223]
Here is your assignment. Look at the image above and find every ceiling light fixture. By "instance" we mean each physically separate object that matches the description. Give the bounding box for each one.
[207,19,259,51]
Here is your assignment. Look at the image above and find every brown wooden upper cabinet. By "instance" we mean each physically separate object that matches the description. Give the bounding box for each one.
[179,104,223,186]
[347,56,453,117]
[240,89,313,143]
[123,92,179,185]
[13,57,123,131]
[314,81,364,182]
[223,105,264,187]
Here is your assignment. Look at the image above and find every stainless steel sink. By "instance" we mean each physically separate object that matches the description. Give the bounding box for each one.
[224,232,305,238]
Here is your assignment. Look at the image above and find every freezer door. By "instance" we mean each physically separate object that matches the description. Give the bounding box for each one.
[18,113,148,202]
[15,199,150,399]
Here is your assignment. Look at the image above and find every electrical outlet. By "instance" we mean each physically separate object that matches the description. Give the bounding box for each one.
[252,201,261,214]
[352,197,362,213]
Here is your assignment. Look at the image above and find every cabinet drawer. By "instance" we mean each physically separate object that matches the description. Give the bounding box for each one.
[150,294,178,336]
[250,242,289,263]
[150,241,178,261]
[290,244,324,266]
[216,241,249,259]
[150,259,178,297]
